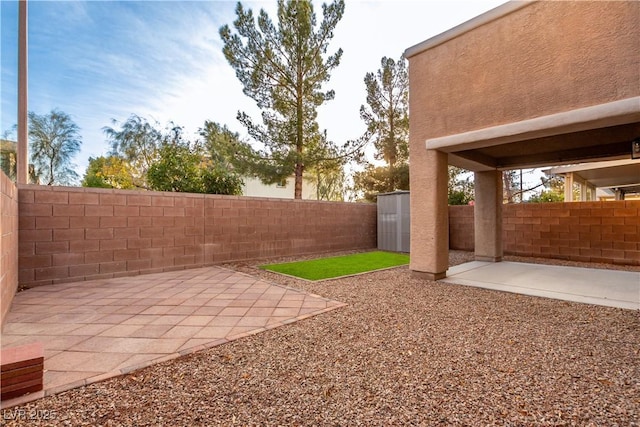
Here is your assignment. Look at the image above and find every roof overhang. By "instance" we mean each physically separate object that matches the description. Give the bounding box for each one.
[425,97,640,171]
[404,1,530,59]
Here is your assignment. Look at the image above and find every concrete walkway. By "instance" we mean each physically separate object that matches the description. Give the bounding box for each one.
[0,266,345,408]
[442,261,640,310]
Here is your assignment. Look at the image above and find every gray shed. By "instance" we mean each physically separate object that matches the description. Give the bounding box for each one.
[377,191,410,253]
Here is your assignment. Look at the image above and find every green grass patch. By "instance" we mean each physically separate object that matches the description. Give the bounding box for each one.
[260,251,410,281]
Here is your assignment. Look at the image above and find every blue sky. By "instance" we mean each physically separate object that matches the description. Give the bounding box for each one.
[1,0,505,177]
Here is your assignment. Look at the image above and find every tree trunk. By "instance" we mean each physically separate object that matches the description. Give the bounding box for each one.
[48,159,55,185]
[294,162,303,199]
[295,43,304,200]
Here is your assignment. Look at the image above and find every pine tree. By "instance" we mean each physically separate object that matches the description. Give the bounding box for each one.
[353,56,409,201]
[220,0,345,199]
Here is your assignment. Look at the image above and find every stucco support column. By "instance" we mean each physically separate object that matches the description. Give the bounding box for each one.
[564,173,574,202]
[474,170,503,262]
[410,149,449,280]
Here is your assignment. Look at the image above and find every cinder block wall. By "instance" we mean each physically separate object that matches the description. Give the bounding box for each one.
[448,206,474,251]
[1,172,19,329]
[449,202,640,265]
[18,185,377,288]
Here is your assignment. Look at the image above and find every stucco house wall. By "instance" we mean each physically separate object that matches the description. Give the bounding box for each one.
[407,1,638,141]
[406,1,639,276]
[242,176,318,200]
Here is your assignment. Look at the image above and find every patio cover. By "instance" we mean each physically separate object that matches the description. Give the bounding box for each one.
[544,160,640,200]
[404,0,640,279]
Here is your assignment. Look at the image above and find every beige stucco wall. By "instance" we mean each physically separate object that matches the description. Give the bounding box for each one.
[407,1,639,140]
[406,0,639,275]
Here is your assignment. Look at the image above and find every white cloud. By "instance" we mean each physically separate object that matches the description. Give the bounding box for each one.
[11,0,507,175]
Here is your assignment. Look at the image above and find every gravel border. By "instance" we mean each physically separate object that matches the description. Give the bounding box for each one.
[2,251,638,426]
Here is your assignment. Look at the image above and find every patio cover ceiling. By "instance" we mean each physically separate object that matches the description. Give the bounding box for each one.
[544,159,640,194]
[425,97,640,172]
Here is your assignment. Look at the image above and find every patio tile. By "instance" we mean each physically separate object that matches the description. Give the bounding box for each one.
[94,314,134,324]
[277,299,306,308]
[299,307,325,316]
[5,311,58,323]
[44,349,62,360]
[127,297,158,306]
[5,305,48,314]
[272,307,301,317]
[158,297,190,306]
[41,310,103,324]
[45,371,100,391]
[139,305,174,315]
[120,315,162,325]
[207,316,241,327]
[161,326,204,339]
[199,291,223,298]
[1,265,346,402]
[177,297,212,307]
[219,306,250,316]
[69,337,151,353]
[245,307,275,317]
[46,351,131,372]
[2,335,91,352]
[66,323,114,336]
[229,325,261,337]
[130,324,174,338]
[202,299,233,307]
[114,305,150,315]
[83,298,124,306]
[236,316,270,327]
[193,306,225,316]
[32,334,92,351]
[266,316,293,326]
[258,289,288,299]
[217,293,242,299]
[99,324,145,337]
[227,299,255,307]
[178,316,213,326]
[149,315,187,325]
[3,322,83,336]
[0,334,32,347]
[193,326,234,339]
[114,353,163,372]
[140,338,186,354]
[251,299,281,308]
[166,306,199,316]
[281,292,305,301]
[90,305,124,314]
[177,339,216,353]
[236,293,264,300]
[301,300,330,309]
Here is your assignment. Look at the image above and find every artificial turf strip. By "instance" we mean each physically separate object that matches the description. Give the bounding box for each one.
[260,251,410,281]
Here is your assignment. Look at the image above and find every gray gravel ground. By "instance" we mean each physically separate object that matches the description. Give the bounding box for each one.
[2,251,639,426]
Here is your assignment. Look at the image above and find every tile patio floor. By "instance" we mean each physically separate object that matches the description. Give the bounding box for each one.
[0,266,345,408]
